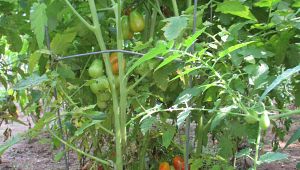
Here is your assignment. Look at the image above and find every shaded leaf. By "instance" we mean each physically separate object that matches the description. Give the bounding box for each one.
[74,120,102,136]
[140,116,156,135]
[162,125,176,148]
[284,128,300,149]
[260,65,300,101]
[50,29,77,55]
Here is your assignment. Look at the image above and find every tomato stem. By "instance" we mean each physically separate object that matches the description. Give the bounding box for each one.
[253,126,262,170]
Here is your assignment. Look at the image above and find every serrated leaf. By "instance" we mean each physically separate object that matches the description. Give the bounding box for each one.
[28,51,41,73]
[30,3,48,48]
[284,128,300,149]
[218,41,255,58]
[50,30,77,55]
[183,27,206,48]
[177,110,191,126]
[140,116,156,135]
[14,74,48,90]
[162,16,188,40]
[162,125,176,148]
[216,1,257,21]
[257,152,288,165]
[126,42,168,76]
[260,65,300,101]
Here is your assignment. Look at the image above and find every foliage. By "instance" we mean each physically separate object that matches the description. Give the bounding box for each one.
[0,0,299,169]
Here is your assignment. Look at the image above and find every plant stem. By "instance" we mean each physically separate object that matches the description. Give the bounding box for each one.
[138,133,149,169]
[88,0,123,169]
[196,114,203,155]
[63,0,94,31]
[172,0,179,16]
[254,126,262,170]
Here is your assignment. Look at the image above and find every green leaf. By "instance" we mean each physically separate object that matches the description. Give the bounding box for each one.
[284,128,300,149]
[28,51,42,73]
[74,120,102,136]
[257,152,288,165]
[177,110,191,126]
[175,86,204,105]
[162,16,188,40]
[297,162,300,169]
[292,0,300,7]
[216,1,257,21]
[126,41,168,76]
[218,41,255,58]
[255,0,280,8]
[183,27,206,48]
[0,133,25,156]
[50,29,77,55]
[211,112,227,131]
[30,3,48,48]
[260,65,300,101]
[14,74,49,90]
[162,125,176,148]
[54,151,64,162]
[57,63,75,79]
[236,148,252,158]
[140,116,156,135]
[155,53,181,71]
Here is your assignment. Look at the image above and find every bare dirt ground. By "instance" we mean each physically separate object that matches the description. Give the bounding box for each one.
[0,115,299,170]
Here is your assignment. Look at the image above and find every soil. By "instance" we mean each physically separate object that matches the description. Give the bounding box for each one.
[0,115,299,170]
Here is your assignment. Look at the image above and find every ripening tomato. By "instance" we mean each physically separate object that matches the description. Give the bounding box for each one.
[121,16,133,40]
[129,10,145,32]
[159,162,171,170]
[173,156,184,170]
[110,53,125,75]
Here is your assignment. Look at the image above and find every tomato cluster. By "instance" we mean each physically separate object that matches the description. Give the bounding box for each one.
[121,9,145,40]
[88,59,111,109]
[159,156,189,170]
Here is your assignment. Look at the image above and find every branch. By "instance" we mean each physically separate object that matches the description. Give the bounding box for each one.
[63,0,94,31]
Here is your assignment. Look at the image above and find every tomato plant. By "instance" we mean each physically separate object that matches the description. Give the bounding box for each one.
[0,1,299,170]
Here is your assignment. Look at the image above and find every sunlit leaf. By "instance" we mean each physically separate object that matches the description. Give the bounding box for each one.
[162,16,188,40]
[140,116,156,135]
[218,41,255,58]
[28,51,41,73]
[14,74,49,90]
[177,110,191,126]
[30,2,48,48]
[257,152,288,165]
[216,1,257,21]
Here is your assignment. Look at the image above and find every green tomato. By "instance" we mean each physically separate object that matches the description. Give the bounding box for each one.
[88,59,104,78]
[129,10,145,32]
[259,112,270,130]
[97,101,107,109]
[90,76,110,94]
[97,92,111,102]
[121,16,133,40]
[244,110,258,124]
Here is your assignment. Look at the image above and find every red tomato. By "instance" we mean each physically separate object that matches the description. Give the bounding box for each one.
[159,162,171,170]
[109,53,125,75]
[173,156,184,170]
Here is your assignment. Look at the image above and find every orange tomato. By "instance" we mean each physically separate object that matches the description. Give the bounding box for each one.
[109,53,125,75]
[173,156,184,170]
[159,162,171,170]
